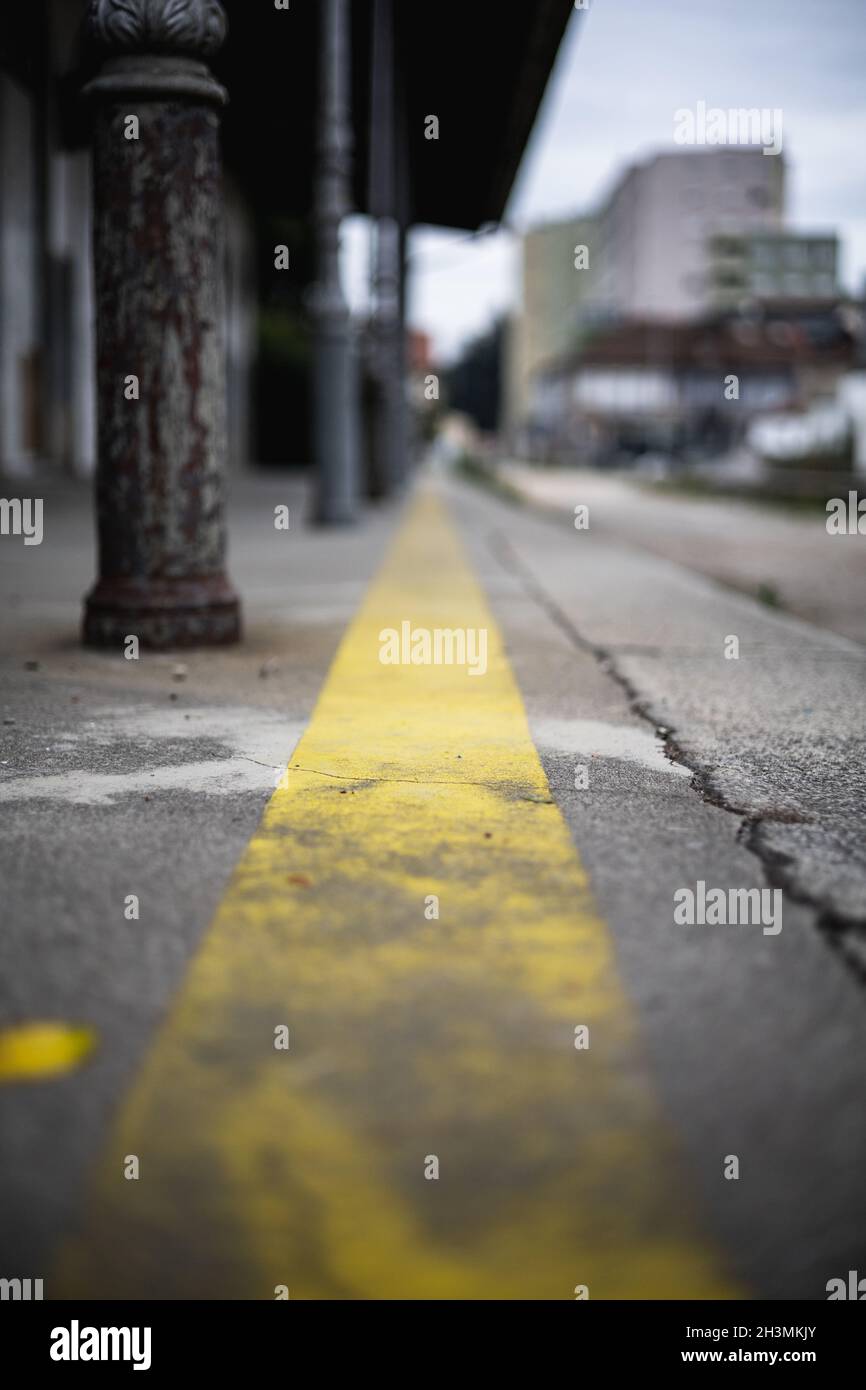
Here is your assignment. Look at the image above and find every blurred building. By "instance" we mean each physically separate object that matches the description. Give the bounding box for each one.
[529,303,859,466]
[407,327,434,404]
[504,146,865,467]
[506,149,789,445]
[592,149,785,321]
[707,230,838,307]
[407,327,439,441]
[505,214,598,432]
[0,3,94,477]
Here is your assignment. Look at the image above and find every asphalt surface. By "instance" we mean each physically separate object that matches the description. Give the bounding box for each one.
[450,478,866,1298]
[494,467,866,940]
[1,468,865,1298]
[0,475,402,1281]
[503,462,866,646]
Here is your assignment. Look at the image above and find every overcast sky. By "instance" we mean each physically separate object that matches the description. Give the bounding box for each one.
[379,0,866,363]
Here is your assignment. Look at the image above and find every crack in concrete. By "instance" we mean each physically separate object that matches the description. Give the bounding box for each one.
[488,528,866,988]
[280,761,553,800]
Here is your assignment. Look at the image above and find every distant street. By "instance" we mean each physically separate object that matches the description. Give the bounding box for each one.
[501,463,866,646]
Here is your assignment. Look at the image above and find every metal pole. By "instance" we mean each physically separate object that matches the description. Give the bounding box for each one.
[371,215,402,495]
[81,0,240,647]
[367,0,404,498]
[311,0,359,525]
[397,219,412,473]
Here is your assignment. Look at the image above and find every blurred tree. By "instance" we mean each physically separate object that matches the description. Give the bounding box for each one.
[445,319,503,432]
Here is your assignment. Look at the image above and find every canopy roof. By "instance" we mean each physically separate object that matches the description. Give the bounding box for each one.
[218,0,575,231]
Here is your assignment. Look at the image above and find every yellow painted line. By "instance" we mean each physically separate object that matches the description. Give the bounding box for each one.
[0,1023,96,1081]
[58,487,738,1299]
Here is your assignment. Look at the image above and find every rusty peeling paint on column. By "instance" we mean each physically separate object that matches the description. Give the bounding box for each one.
[81,0,241,648]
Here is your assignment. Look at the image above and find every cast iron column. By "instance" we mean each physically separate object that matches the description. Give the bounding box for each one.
[81,0,241,647]
[370,216,402,496]
[367,0,404,498]
[397,219,413,470]
[311,0,359,525]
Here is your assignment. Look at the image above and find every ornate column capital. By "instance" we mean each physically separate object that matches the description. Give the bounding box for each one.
[83,0,228,105]
[85,0,227,58]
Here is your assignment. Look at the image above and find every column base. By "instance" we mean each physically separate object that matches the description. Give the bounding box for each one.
[83,574,242,650]
[314,503,358,527]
